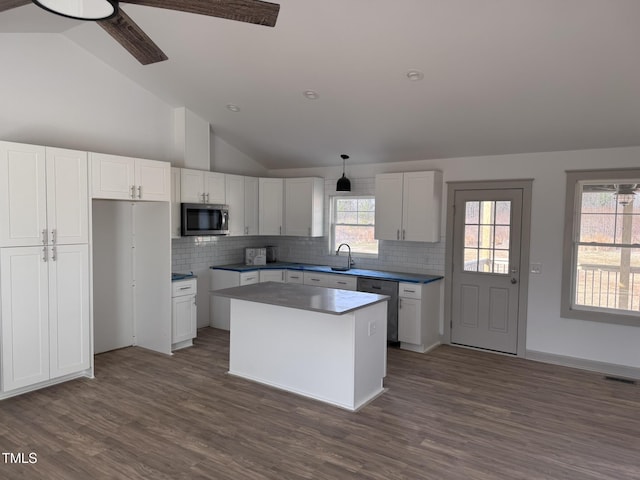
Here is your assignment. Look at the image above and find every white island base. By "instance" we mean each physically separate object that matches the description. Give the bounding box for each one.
[228,299,388,411]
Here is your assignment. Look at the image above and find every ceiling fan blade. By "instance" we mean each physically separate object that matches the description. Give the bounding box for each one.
[0,0,30,13]
[98,9,168,65]
[122,0,279,27]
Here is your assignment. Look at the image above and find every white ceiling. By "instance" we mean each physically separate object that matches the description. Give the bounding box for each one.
[2,0,640,169]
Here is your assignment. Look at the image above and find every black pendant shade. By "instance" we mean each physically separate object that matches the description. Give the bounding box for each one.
[336,154,351,192]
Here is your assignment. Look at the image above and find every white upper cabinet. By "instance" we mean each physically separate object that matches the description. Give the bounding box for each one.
[225,174,258,236]
[225,174,245,236]
[284,177,323,237]
[0,142,88,247]
[244,176,259,236]
[135,158,171,201]
[91,152,169,202]
[171,167,181,238]
[46,147,89,245]
[375,171,442,242]
[259,177,284,235]
[180,169,225,204]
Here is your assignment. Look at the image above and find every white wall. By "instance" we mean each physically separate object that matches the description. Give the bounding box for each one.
[211,134,268,176]
[0,34,175,162]
[270,146,640,369]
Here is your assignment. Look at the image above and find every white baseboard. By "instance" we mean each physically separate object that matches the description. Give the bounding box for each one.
[526,349,640,381]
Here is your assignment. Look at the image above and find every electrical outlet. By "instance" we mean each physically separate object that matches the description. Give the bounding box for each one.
[368,321,377,336]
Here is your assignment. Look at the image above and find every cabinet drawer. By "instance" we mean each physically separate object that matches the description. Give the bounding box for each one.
[286,271,304,284]
[172,279,197,297]
[399,282,421,299]
[329,275,357,291]
[240,271,260,285]
[303,271,329,287]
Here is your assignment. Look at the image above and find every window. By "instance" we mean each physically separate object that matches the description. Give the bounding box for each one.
[562,169,640,326]
[331,196,378,255]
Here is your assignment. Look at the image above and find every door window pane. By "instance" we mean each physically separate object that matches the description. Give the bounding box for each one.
[463,200,511,274]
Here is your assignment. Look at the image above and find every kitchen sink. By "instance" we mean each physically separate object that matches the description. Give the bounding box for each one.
[331,266,350,271]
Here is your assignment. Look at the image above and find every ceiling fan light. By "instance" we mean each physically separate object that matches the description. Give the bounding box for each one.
[336,154,351,192]
[33,0,118,21]
[614,184,637,206]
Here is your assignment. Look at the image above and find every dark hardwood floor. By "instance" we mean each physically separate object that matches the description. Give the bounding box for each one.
[1,327,638,479]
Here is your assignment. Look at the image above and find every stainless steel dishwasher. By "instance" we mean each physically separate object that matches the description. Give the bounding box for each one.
[356,277,399,343]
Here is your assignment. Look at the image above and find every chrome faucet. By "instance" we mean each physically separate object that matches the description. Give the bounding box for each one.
[336,243,354,270]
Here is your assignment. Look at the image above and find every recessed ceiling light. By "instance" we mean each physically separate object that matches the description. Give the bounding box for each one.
[406,70,424,81]
[226,104,240,112]
[303,90,319,100]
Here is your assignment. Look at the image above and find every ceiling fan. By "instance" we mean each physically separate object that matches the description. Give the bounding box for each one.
[0,0,280,65]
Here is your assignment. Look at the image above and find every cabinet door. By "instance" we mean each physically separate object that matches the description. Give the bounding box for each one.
[171,167,181,238]
[244,177,259,236]
[172,294,197,344]
[135,158,170,201]
[284,178,312,236]
[398,296,421,344]
[204,172,226,204]
[180,168,205,203]
[403,171,441,242]
[225,174,245,236]
[46,147,89,245]
[374,173,403,241]
[1,246,50,392]
[259,178,283,235]
[259,269,285,283]
[0,142,47,247]
[49,244,90,379]
[90,153,135,200]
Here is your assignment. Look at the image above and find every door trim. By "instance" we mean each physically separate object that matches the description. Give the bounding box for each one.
[444,179,533,357]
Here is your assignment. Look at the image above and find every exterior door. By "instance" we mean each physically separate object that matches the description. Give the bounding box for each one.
[450,188,523,354]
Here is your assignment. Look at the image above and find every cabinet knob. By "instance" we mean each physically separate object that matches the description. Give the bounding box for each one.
[42,229,47,245]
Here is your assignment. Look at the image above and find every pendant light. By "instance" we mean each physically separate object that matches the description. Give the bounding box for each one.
[336,154,351,192]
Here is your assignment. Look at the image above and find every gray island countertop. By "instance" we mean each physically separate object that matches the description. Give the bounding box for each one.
[212,281,389,315]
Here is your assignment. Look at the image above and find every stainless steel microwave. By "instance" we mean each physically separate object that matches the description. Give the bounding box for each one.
[181,203,229,236]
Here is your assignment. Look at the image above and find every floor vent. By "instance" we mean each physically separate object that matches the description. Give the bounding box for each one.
[604,375,637,385]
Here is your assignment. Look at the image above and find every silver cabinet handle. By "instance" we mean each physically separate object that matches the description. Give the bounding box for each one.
[311,278,320,282]
[130,185,136,199]
[42,246,47,262]
[281,271,285,281]
[50,229,56,245]
[397,229,400,240]
[42,229,47,245]
[200,193,205,203]
[279,226,282,235]
[137,185,142,199]
[402,229,406,240]
[404,289,415,293]
[51,246,56,262]
[205,193,210,203]
[337,281,347,285]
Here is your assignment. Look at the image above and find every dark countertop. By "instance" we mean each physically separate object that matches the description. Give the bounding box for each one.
[210,263,443,284]
[172,272,196,281]
[212,282,389,315]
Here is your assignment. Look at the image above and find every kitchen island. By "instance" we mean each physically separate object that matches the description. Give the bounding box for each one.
[213,282,389,411]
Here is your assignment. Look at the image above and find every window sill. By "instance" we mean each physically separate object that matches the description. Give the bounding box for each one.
[561,305,640,327]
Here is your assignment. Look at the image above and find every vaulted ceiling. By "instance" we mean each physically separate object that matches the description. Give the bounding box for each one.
[2,0,640,169]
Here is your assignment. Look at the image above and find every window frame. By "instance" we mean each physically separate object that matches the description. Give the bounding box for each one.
[561,168,640,326]
[329,194,378,257]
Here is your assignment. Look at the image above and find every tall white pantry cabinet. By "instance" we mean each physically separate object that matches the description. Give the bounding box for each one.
[0,142,91,396]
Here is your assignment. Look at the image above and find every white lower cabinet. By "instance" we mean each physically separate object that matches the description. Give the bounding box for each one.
[286,271,304,284]
[171,278,197,350]
[302,271,357,290]
[210,269,260,330]
[1,244,90,394]
[398,282,441,353]
[259,269,285,283]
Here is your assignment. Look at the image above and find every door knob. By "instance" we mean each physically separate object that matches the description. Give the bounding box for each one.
[511,278,517,284]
